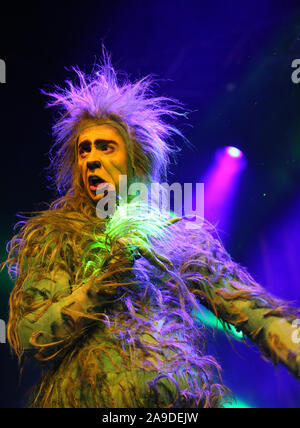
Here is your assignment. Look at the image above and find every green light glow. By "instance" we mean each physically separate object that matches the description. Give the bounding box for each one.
[195,305,244,340]
[223,398,253,408]
[195,306,253,409]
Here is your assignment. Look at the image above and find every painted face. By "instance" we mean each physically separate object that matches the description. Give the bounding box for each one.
[77,124,128,202]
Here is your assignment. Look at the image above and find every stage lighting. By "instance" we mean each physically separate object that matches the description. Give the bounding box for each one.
[226,146,243,158]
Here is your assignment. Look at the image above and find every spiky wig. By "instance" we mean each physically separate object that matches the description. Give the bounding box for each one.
[44,50,186,195]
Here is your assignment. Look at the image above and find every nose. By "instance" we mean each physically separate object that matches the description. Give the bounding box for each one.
[87,161,101,171]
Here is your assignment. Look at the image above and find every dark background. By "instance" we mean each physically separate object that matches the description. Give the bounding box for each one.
[0,0,300,408]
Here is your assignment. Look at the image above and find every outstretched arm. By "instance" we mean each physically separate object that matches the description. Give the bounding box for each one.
[203,277,300,378]
[180,227,300,379]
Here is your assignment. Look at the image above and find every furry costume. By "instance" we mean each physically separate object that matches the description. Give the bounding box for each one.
[3,52,300,408]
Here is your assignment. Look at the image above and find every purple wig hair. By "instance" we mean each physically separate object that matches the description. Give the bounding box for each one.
[43,49,187,195]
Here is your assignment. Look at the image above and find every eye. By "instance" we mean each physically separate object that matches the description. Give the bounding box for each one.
[102,144,114,153]
[78,141,91,157]
[95,141,115,153]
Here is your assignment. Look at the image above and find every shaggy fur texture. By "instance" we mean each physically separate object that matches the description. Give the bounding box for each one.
[3,52,299,408]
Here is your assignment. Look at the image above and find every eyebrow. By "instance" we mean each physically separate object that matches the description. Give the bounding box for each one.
[78,139,118,149]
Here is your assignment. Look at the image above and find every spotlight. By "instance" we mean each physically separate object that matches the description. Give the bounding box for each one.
[226,146,243,158]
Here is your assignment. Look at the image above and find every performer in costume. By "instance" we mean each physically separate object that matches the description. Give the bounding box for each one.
[3,52,300,408]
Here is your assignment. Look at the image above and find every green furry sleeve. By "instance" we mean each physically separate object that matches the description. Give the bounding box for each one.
[17,268,73,352]
[179,225,300,379]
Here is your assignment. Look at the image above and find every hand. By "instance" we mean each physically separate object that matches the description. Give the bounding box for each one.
[117,217,182,273]
[61,282,97,324]
[264,317,300,378]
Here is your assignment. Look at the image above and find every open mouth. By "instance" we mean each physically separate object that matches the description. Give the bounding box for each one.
[88,175,108,195]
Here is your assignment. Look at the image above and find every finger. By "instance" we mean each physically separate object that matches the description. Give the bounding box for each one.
[164,217,182,227]
[118,234,147,250]
[138,246,172,272]
[117,237,127,247]
[152,250,173,267]
[117,237,142,264]
[142,251,169,272]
